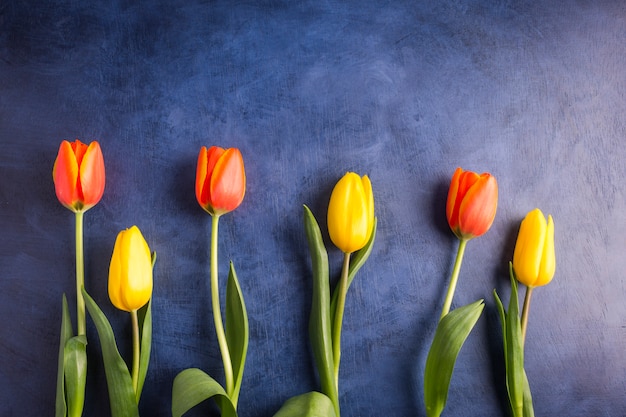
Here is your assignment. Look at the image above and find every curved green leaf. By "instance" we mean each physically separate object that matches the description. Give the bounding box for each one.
[56,294,73,417]
[136,250,156,402]
[171,368,237,417]
[273,391,337,417]
[136,298,152,403]
[303,205,338,415]
[225,261,249,407]
[424,299,484,417]
[494,264,535,417]
[64,335,87,417]
[330,218,377,326]
[82,288,139,417]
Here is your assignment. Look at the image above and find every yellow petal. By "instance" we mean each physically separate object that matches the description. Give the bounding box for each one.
[513,208,546,287]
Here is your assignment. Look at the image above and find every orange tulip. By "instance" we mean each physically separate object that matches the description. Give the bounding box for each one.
[53,140,105,212]
[195,146,246,216]
[446,167,498,240]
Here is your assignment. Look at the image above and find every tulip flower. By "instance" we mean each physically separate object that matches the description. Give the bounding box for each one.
[108,226,153,399]
[172,146,249,417]
[440,167,498,318]
[513,208,555,289]
[108,226,153,313]
[53,140,105,417]
[327,172,375,254]
[494,209,555,417]
[196,146,246,216]
[513,208,555,344]
[446,167,498,240]
[424,168,497,417]
[326,172,375,407]
[53,140,105,213]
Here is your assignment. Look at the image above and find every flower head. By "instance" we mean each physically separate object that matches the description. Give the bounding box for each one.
[196,146,246,216]
[53,140,105,212]
[108,226,153,312]
[446,167,498,240]
[513,208,555,288]
[327,172,375,253]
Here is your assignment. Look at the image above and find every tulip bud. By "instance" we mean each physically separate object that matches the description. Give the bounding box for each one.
[196,146,246,216]
[446,167,498,240]
[327,172,375,254]
[53,140,105,213]
[108,226,153,312]
[513,208,555,288]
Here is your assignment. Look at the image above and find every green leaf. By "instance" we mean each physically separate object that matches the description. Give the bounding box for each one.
[273,391,338,417]
[82,288,139,417]
[494,264,535,417]
[303,205,338,414]
[171,368,237,417]
[225,261,249,407]
[136,298,152,402]
[56,294,74,417]
[424,299,484,417]
[330,218,377,325]
[136,250,156,402]
[64,335,87,417]
[522,370,535,417]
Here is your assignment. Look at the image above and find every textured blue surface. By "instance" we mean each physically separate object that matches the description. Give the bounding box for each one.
[1,1,626,416]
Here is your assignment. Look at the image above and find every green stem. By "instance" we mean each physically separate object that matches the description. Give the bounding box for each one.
[210,214,234,396]
[440,238,468,320]
[131,309,140,396]
[75,211,86,336]
[332,252,351,393]
[520,286,533,347]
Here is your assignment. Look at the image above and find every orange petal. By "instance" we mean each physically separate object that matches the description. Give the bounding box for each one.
[53,140,80,210]
[209,148,245,214]
[457,173,498,238]
[79,141,105,208]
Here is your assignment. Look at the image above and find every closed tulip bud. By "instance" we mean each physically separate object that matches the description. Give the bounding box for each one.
[446,167,498,240]
[53,140,105,212]
[196,146,246,216]
[108,226,153,312]
[327,172,375,254]
[513,208,555,288]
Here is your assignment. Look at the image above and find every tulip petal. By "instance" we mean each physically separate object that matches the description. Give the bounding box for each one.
[53,141,80,210]
[537,215,556,286]
[78,141,105,208]
[108,232,125,311]
[108,226,153,312]
[513,209,546,287]
[457,173,498,238]
[209,148,246,214]
[195,146,209,206]
[327,172,375,253]
[445,167,463,231]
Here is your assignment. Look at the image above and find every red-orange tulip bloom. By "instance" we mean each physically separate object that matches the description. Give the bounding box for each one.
[446,167,498,240]
[53,140,105,212]
[196,146,246,216]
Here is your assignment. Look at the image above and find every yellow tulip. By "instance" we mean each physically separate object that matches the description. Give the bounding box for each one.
[327,172,375,253]
[513,208,555,288]
[108,226,153,312]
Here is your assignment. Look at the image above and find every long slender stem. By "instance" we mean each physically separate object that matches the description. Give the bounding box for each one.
[75,211,86,336]
[440,238,468,320]
[210,214,234,396]
[520,287,533,347]
[332,252,351,392]
[131,309,140,396]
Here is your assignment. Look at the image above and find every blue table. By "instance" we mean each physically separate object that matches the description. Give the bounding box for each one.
[1,1,625,415]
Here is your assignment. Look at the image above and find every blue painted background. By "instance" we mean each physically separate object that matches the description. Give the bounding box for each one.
[1,0,625,416]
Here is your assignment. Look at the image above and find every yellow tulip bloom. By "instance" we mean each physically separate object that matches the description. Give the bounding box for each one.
[513,209,555,288]
[327,172,375,254]
[108,226,153,312]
